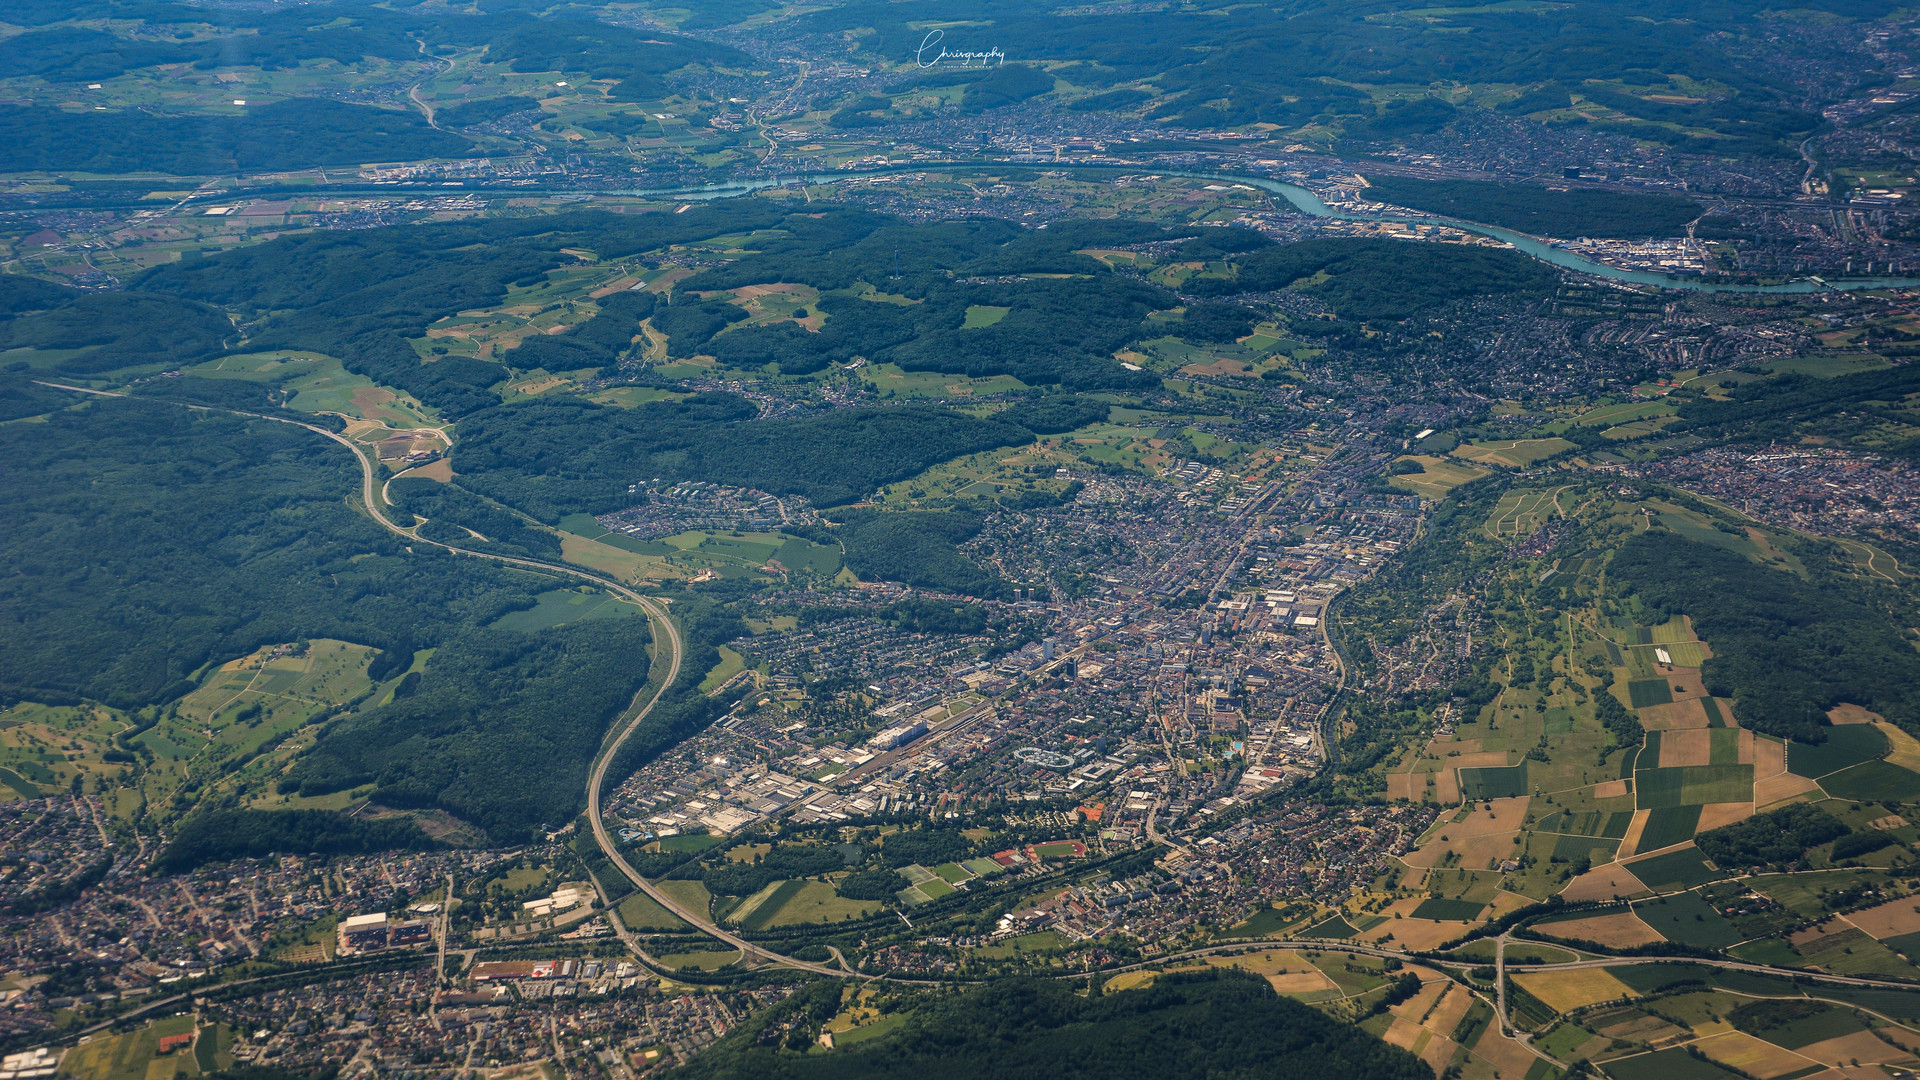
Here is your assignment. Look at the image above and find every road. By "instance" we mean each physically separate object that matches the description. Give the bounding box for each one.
[50,382,1920,1003]
[39,382,848,980]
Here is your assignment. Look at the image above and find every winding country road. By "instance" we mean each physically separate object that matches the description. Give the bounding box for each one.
[39,383,844,978]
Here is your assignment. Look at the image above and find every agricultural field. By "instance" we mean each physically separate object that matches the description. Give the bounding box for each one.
[0,701,139,808]
[1358,475,1920,1021]
[859,363,1029,400]
[1571,399,1679,430]
[128,639,389,822]
[1450,438,1576,469]
[183,352,447,430]
[1388,456,1491,501]
[876,439,1092,507]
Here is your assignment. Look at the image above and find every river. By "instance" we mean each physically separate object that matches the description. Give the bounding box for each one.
[606,162,1920,295]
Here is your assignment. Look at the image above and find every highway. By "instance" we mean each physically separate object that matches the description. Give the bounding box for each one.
[45,381,1920,1008]
[38,383,848,979]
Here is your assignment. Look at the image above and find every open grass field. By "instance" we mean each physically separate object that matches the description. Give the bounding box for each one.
[860,363,1029,400]
[1751,870,1895,919]
[617,890,687,932]
[559,532,668,582]
[656,948,741,972]
[962,304,1011,328]
[185,352,444,429]
[1791,925,1920,979]
[654,879,714,920]
[1762,354,1892,379]
[1388,455,1491,500]
[0,701,140,807]
[589,386,684,409]
[1573,399,1679,429]
[145,639,390,822]
[743,879,879,929]
[699,647,748,694]
[1451,437,1576,468]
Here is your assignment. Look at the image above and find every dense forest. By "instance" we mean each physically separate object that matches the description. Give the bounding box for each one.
[1610,531,1920,741]
[673,972,1430,1080]
[0,100,472,175]
[387,479,562,561]
[286,621,652,841]
[451,394,1035,517]
[994,396,1111,434]
[0,0,1862,160]
[154,809,436,874]
[1695,804,1849,871]
[435,96,540,129]
[1361,177,1703,239]
[828,509,1004,598]
[134,201,788,416]
[682,214,1179,391]
[0,371,78,422]
[800,0,1848,149]
[0,289,232,373]
[1189,238,1560,320]
[505,290,656,372]
[0,394,543,708]
[599,590,744,799]
[1672,365,1920,456]
[0,5,747,93]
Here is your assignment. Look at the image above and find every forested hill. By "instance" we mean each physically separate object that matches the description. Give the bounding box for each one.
[1669,364,1920,456]
[131,201,791,417]
[799,0,1833,153]
[451,394,1036,518]
[1610,529,1920,742]
[682,216,1184,392]
[1187,237,1560,320]
[1360,177,1704,239]
[0,392,540,709]
[672,972,1430,1080]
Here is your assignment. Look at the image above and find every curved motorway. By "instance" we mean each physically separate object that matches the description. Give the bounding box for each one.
[53,383,1920,1006]
[40,383,846,978]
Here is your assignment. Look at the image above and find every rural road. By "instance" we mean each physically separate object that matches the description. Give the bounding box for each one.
[39,383,847,979]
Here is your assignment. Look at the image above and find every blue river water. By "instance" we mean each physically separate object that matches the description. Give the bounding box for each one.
[607,163,1920,295]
